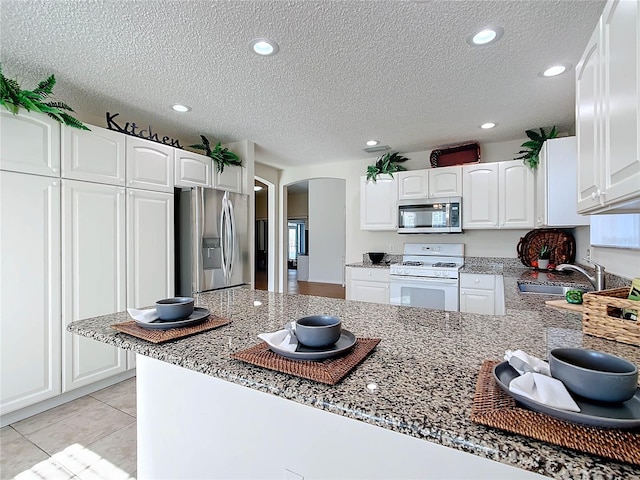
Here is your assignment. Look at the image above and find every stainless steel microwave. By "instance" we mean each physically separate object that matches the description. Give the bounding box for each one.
[397,197,462,234]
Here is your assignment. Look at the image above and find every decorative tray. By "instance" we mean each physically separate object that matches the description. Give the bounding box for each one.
[516,228,576,267]
[429,142,480,168]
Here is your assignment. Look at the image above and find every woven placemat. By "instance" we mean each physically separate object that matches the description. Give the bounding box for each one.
[232,338,381,385]
[112,316,231,344]
[471,360,640,465]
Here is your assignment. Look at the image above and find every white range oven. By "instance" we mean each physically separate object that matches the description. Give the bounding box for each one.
[389,243,464,311]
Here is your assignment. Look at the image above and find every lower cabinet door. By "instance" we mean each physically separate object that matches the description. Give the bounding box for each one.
[349,281,390,304]
[1,172,62,413]
[460,288,496,315]
[126,188,175,310]
[62,180,127,391]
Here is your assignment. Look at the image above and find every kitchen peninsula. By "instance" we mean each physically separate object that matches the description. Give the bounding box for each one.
[68,285,640,479]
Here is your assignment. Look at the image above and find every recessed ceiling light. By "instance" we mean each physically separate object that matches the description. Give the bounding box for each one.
[542,64,570,77]
[254,185,263,191]
[250,38,279,56]
[480,122,496,129]
[366,140,380,146]
[467,26,504,46]
[171,104,191,113]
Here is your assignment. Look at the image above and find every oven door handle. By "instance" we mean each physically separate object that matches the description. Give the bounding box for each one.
[389,275,459,285]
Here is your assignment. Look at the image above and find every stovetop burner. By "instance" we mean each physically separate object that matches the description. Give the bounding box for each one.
[432,262,457,268]
[402,261,424,266]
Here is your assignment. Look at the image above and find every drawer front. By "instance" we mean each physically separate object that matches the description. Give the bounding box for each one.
[460,273,495,290]
[348,267,390,283]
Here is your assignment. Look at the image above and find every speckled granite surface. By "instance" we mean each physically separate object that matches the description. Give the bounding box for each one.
[68,285,640,479]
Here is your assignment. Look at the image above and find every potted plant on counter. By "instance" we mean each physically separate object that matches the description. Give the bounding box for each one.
[365,152,409,182]
[538,245,552,270]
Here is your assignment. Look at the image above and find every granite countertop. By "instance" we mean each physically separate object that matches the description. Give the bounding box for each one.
[68,287,639,479]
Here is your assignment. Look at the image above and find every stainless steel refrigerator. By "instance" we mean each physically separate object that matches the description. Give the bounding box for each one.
[175,187,250,295]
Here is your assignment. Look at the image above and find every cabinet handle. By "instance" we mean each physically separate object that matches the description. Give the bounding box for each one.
[120,178,125,183]
[475,279,480,283]
[53,181,59,186]
[52,168,58,173]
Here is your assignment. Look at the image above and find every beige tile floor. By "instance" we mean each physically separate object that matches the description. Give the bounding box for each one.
[1,377,137,480]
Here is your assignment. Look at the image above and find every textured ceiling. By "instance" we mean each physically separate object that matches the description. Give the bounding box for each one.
[0,0,605,169]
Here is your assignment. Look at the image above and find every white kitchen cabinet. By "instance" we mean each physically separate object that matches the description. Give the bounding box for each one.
[0,110,61,177]
[536,137,589,227]
[576,0,640,213]
[429,166,462,197]
[397,170,429,199]
[61,124,125,186]
[360,175,397,230]
[499,161,535,229]
[62,180,127,391]
[1,172,61,414]
[127,188,175,309]
[126,137,174,193]
[213,165,243,193]
[462,163,499,228]
[463,161,534,229]
[126,188,175,370]
[346,267,390,304]
[459,273,505,315]
[397,167,462,200]
[175,150,212,188]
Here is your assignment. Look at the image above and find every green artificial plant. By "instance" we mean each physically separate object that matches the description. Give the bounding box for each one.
[190,135,242,173]
[0,64,89,130]
[539,245,552,260]
[514,126,557,169]
[366,151,409,182]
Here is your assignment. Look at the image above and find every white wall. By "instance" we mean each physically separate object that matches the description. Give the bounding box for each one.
[308,179,345,284]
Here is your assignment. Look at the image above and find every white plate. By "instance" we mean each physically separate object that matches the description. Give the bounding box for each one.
[268,329,357,360]
[135,307,210,330]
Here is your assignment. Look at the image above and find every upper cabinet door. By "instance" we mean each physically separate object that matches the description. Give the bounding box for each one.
[462,164,499,229]
[175,150,212,188]
[601,0,640,207]
[429,166,462,197]
[576,22,603,213]
[62,124,125,186]
[397,170,429,199]
[499,160,534,229]
[126,137,174,192]
[360,175,398,230]
[213,166,243,193]
[0,110,61,177]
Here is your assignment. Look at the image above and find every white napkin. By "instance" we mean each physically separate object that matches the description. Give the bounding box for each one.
[509,372,581,412]
[127,307,159,324]
[504,349,551,376]
[258,322,298,352]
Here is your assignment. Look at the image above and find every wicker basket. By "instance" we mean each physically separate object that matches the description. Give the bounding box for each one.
[582,287,640,346]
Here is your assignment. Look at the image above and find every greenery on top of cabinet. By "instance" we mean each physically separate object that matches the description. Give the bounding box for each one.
[514,126,557,170]
[366,152,409,182]
[190,135,242,173]
[0,64,89,130]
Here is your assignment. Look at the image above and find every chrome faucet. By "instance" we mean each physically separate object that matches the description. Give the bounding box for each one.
[556,258,606,291]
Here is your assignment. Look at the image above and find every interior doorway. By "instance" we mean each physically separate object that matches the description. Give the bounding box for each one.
[283,178,346,299]
[254,177,275,291]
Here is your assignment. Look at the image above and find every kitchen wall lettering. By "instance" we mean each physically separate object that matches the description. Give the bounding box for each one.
[105,112,183,148]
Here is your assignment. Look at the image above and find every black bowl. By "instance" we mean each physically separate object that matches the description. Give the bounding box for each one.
[368,252,385,264]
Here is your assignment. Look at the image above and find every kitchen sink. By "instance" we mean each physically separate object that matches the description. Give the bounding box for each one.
[517,284,588,295]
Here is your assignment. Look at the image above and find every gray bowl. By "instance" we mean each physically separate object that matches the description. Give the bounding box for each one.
[155,297,195,321]
[549,348,638,403]
[295,315,342,348]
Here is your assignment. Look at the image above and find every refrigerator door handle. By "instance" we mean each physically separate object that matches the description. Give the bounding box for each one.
[194,187,205,294]
[220,194,228,280]
[227,196,236,277]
